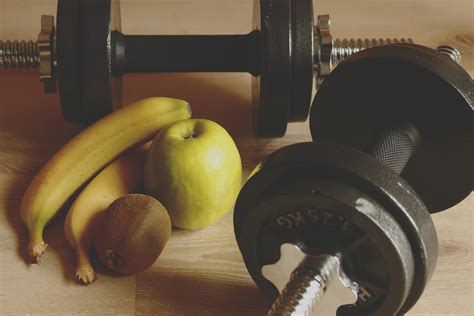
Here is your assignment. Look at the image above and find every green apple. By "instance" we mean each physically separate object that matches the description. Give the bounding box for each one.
[144,119,242,229]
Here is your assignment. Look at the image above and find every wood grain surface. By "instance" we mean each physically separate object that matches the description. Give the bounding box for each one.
[1,0,473,315]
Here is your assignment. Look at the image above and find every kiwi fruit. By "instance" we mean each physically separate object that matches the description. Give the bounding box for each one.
[94,194,171,275]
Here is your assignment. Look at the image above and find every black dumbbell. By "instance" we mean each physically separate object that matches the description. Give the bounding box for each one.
[234,44,473,315]
[1,0,417,137]
[310,43,473,212]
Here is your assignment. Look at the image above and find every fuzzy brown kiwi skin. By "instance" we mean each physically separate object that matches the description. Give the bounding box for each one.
[94,194,171,275]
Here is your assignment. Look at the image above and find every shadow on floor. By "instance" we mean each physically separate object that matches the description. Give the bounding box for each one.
[135,266,271,315]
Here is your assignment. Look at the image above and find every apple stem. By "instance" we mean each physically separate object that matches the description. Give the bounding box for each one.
[185,132,196,139]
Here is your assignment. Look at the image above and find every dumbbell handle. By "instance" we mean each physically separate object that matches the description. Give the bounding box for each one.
[363,43,464,175]
[2,13,462,98]
[112,31,261,76]
[367,122,421,175]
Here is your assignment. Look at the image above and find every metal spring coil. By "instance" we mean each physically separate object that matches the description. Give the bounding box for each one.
[332,38,414,68]
[0,40,39,69]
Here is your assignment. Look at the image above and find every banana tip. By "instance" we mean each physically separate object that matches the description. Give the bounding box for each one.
[27,241,48,264]
[76,264,97,285]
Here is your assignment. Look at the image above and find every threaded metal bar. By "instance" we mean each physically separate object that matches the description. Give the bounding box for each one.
[436,45,462,64]
[0,38,461,73]
[267,255,343,316]
[268,269,326,316]
[332,38,414,69]
[0,40,39,69]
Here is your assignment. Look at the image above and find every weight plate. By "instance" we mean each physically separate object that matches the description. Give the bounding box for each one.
[240,185,414,315]
[57,0,82,121]
[234,142,438,314]
[310,44,474,213]
[79,0,122,123]
[288,0,314,122]
[252,0,292,137]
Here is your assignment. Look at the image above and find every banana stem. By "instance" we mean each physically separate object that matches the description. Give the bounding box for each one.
[27,240,48,264]
[26,222,48,263]
[75,249,97,285]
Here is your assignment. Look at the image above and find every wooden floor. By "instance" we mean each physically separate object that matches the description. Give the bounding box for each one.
[1,0,473,315]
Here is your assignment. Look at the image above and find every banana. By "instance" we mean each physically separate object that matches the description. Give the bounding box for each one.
[20,97,191,263]
[64,143,150,284]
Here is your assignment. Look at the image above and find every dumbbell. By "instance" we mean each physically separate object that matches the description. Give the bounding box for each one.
[234,44,473,315]
[0,0,421,137]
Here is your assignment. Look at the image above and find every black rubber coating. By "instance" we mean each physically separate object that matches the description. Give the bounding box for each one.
[57,0,314,135]
[288,0,314,122]
[113,32,261,76]
[239,185,414,315]
[253,0,292,137]
[57,0,122,123]
[79,0,122,122]
[57,0,82,121]
[234,142,437,315]
[310,43,474,213]
[368,122,421,175]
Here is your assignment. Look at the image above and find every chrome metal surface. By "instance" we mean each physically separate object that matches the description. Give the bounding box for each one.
[37,15,57,92]
[314,15,413,87]
[263,243,358,316]
[0,15,56,93]
[332,38,414,68]
[436,45,462,64]
[0,40,39,69]
[314,14,333,80]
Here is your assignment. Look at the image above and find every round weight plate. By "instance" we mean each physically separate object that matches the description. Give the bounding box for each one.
[288,0,314,122]
[239,184,414,315]
[57,0,82,121]
[234,142,438,314]
[252,0,292,137]
[310,44,474,213]
[79,0,122,123]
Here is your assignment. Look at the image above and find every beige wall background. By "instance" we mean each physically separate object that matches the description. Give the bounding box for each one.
[1,0,473,40]
[0,0,472,137]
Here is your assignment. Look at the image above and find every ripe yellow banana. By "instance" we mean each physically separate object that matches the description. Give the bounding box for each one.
[64,143,150,284]
[20,97,191,263]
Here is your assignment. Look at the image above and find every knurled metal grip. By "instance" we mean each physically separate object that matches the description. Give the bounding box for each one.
[367,122,421,175]
[310,43,473,213]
